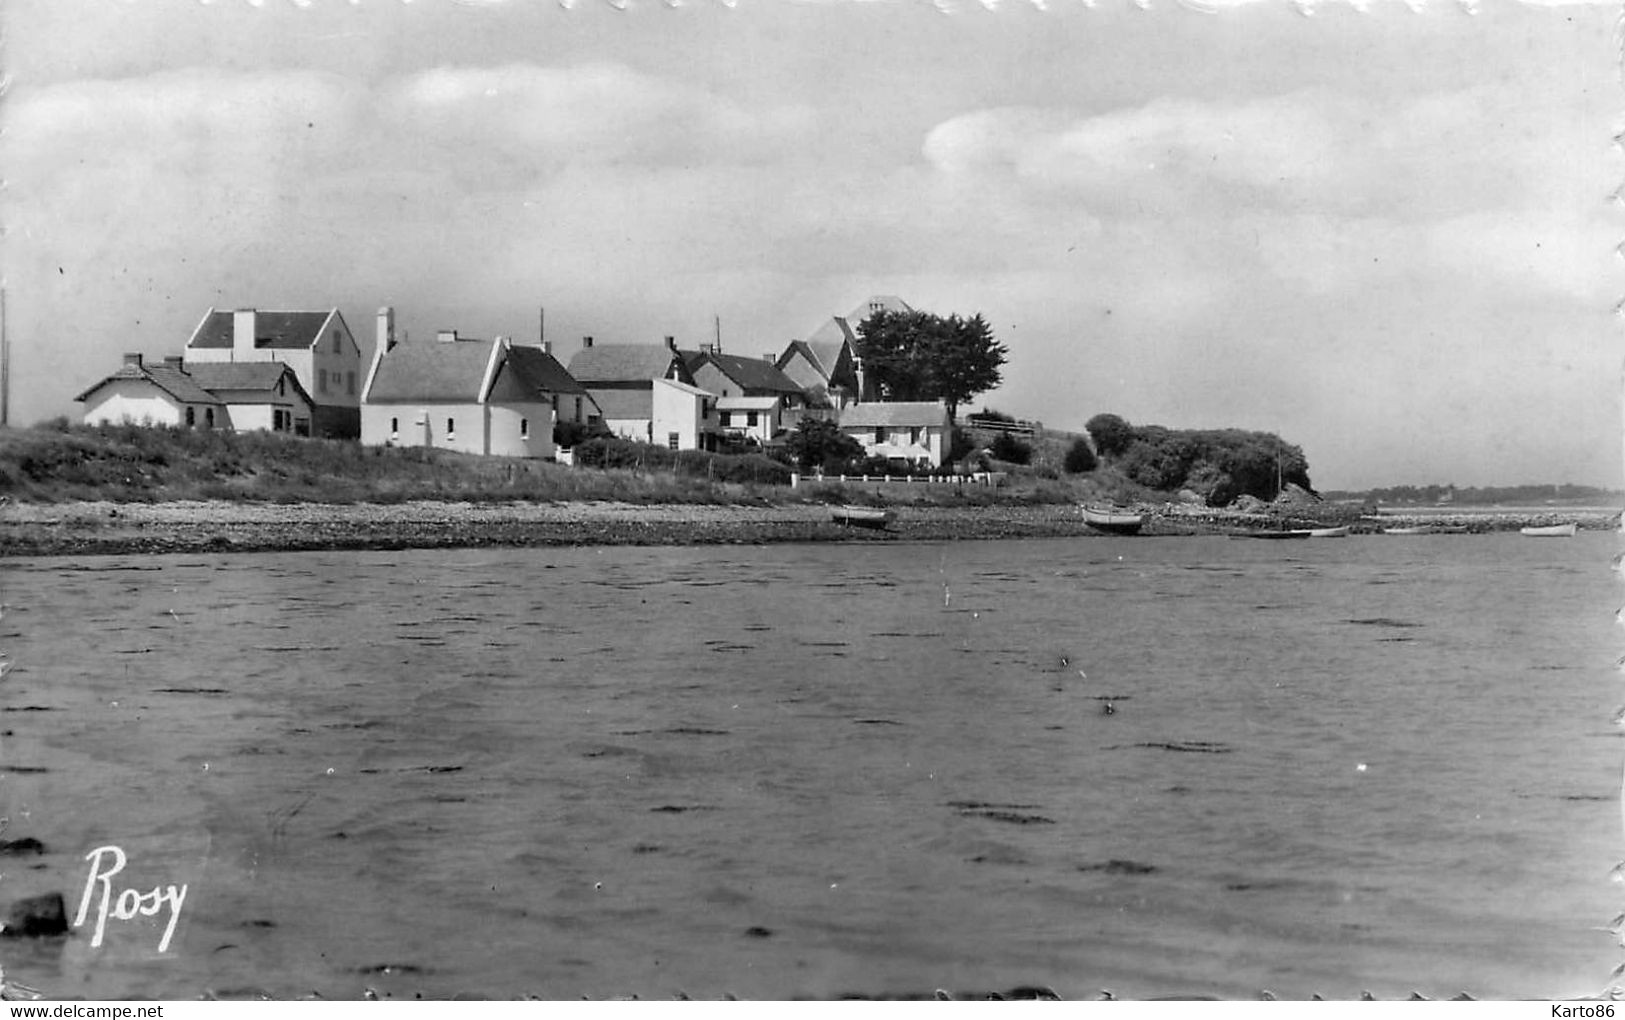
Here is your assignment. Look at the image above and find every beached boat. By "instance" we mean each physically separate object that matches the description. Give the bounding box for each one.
[831,505,895,530]
[1520,522,1578,537]
[1308,526,1350,538]
[1080,506,1145,535]
[1383,524,1469,536]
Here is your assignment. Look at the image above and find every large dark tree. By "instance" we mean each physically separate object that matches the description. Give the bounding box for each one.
[854,309,1008,418]
[784,417,864,473]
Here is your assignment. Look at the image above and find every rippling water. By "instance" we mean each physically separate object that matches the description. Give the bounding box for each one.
[0,533,1619,1000]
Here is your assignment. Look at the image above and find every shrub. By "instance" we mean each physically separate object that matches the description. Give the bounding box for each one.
[946,426,977,465]
[1063,438,1097,474]
[1085,413,1135,457]
[989,433,1031,465]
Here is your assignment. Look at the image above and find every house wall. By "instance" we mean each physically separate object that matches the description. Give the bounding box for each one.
[777,352,828,403]
[81,382,205,428]
[652,382,710,451]
[717,404,780,445]
[690,363,736,398]
[362,402,484,454]
[487,403,555,459]
[840,421,948,467]
[603,417,654,443]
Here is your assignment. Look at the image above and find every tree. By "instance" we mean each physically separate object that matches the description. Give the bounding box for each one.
[854,309,1008,418]
[784,417,863,472]
[1063,438,1097,474]
[1085,413,1135,457]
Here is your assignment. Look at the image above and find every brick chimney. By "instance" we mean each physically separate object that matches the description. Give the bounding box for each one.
[233,309,256,362]
[582,335,594,349]
[541,340,552,355]
[377,306,396,353]
[436,329,458,344]
[763,352,775,363]
[163,355,184,368]
[123,353,143,368]
[664,335,676,351]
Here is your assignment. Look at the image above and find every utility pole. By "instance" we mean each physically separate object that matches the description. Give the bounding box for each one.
[1,287,9,427]
[714,313,721,353]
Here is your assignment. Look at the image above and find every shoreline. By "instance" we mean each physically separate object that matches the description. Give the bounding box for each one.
[0,499,1617,558]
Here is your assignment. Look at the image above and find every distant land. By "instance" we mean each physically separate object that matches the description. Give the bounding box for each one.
[1319,484,1622,506]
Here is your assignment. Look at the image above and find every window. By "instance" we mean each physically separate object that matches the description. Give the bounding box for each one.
[347,371,356,396]
[520,418,529,438]
[318,369,328,393]
[575,398,582,421]
[390,417,399,436]
[206,408,215,428]
[746,411,758,428]
[446,417,456,437]
[333,331,342,354]
[667,432,679,450]
[719,411,731,427]
[910,427,920,445]
[186,407,195,427]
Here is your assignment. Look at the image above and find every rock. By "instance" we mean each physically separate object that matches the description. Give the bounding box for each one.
[0,892,67,937]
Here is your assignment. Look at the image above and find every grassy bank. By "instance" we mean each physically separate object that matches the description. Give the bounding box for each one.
[0,422,770,505]
[0,422,1139,508]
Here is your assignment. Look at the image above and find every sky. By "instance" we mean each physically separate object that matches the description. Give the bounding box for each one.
[1,0,1620,491]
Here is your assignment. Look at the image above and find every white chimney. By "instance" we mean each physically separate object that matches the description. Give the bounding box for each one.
[377,306,396,353]
[233,309,256,362]
[437,329,458,344]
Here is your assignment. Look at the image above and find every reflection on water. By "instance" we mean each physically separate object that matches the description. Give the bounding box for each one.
[0,533,1618,1000]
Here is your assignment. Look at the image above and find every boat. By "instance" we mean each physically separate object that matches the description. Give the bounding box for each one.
[1232,529,1313,540]
[1307,526,1350,538]
[1520,522,1578,537]
[1081,506,1145,535]
[831,505,895,530]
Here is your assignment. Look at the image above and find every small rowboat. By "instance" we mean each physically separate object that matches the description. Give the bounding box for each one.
[1232,529,1313,540]
[1383,525,1467,536]
[1307,526,1350,538]
[831,505,895,530]
[1081,506,1145,535]
[1520,522,1578,537]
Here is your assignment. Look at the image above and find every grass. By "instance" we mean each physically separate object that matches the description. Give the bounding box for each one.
[0,421,1155,508]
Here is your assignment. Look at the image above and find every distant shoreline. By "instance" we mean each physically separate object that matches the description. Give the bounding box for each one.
[0,499,1617,558]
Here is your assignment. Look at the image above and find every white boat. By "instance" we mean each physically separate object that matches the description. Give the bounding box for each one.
[1307,526,1349,538]
[1080,506,1145,535]
[831,505,895,530]
[1520,522,1578,537]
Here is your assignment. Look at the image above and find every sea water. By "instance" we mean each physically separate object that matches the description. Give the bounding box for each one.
[0,533,1619,1000]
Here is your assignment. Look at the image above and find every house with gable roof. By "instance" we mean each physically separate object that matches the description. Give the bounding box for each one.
[683,346,807,447]
[179,361,316,434]
[184,307,364,438]
[778,296,913,409]
[566,336,719,451]
[360,308,593,459]
[76,354,228,430]
[836,400,952,468]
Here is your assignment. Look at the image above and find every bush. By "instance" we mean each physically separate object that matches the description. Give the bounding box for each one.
[946,426,977,465]
[989,433,1031,465]
[1085,413,1135,457]
[966,407,1015,426]
[1063,438,1097,474]
[572,438,792,485]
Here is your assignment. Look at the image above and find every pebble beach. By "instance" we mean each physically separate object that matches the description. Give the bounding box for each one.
[0,498,1617,558]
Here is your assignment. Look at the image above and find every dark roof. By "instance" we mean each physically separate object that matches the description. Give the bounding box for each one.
[690,351,803,395]
[585,387,653,421]
[188,310,336,351]
[503,345,588,396]
[567,344,691,385]
[365,338,497,403]
[182,362,313,405]
[76,362,225,406]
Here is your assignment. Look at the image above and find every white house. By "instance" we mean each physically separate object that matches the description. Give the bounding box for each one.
[76,354,226,429]
[184,307,364,438]
[836,400,952,468]
[566,336,719,451]
[360,309,592,459]
[182,361,316,435]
